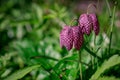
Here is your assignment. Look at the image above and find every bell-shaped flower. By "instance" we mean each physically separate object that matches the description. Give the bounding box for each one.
[89,13,99,35]
[60,26,84,51]
[79,13,100,35]
[79,14,93,35]
[72,26,84,50]
[60,26,73,50]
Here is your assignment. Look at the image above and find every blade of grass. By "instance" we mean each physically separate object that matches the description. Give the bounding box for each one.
[108,3,116,54]
[90,55,120,80]
[105,0,112,18]
[4,65,40,80]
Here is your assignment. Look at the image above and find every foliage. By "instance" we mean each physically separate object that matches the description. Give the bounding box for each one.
[0,0,120,80]
[4,65,40,80]
[90,55,120,80]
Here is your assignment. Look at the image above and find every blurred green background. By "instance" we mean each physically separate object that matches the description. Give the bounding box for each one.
[0,0,120,80]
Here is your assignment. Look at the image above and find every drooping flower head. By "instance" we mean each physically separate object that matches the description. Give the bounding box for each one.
[60,4,100,51]
[60,26,83,51]
[89,13,99,35]
[78,13,100,35]
[72,26,83,50]
[60,26,73,51]
[79,14,93,35]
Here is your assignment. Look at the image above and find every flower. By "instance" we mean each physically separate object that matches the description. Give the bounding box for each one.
[78,13,100,35]
[60,26,83,51]
[89,13,99,35]
[60,26,73,50]
[72,26,83,50]
[79,14,92,35]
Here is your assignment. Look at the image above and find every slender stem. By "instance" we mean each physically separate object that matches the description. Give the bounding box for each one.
[105,0,112,18]
[110,5,116,32]
[84,46,101,60]
[78,51,82,80]
[93,33,96,68]
[108,32,112,54]
[108,4,116,54]
[69,18,78,26]
[91,55,94,69]
[94,35,96,46]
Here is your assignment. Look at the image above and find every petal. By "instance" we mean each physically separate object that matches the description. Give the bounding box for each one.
[79,14,92,35]
[89,13,100,35]
[72,26,84,50]
[60,26,73,51]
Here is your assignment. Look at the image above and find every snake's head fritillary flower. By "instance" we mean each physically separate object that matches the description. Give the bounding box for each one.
[60,25,84,51]
[79,14,93,35]
[72,26,84,50]
[60,26,73,51]
[89,13,100,35]
[78,13,100,35]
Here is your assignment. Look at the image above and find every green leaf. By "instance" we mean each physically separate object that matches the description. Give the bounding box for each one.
[90,55,120,80]
[98,76,120,80]
[4,65,40,80]
[53,53,78,80]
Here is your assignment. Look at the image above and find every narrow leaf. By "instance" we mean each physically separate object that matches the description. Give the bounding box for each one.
[98,76,120,80]
[90,55,120,80]
[4,65,40,80]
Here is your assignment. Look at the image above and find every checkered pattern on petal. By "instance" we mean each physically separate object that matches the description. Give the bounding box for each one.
[79,14,92,35]
[60,26,73,51]
[72,26,84,50]
[89,13,100,35]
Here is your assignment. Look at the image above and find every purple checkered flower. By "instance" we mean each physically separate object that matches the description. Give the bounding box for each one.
[89,13,99,35]
[79,14,93,35]
[60,26,73,51]
[72,26,83,50]
[60,26,83,51]
[78,13,100,35]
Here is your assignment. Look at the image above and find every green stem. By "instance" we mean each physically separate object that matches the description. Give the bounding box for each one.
[91,55,94,69]
[78,51,82,80]
[69,18,77,26]
[94,34,96,46]
[108,4,116,55]
[84,46,101,60]
[105,0,112,18]
[108,32,112,54]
